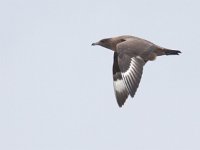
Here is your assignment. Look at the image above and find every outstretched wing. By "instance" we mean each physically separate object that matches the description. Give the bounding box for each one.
[113,52,129,107]
[116,39,146,98]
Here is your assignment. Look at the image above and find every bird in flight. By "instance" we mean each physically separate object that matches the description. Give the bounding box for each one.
[92,35,181,107]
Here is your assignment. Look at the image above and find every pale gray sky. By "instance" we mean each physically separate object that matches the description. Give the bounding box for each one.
[0,0,200,150]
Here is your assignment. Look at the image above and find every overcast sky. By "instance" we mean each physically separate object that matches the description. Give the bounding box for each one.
[0,0,200,150]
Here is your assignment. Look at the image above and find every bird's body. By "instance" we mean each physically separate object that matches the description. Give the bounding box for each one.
[92,35,181,107]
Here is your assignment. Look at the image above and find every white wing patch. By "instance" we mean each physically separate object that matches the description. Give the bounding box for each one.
[113,78,127,93]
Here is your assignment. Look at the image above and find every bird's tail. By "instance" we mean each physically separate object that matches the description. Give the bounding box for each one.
[164,49,181,55]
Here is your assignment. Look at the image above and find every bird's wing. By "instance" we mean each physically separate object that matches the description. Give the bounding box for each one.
[116,41,146,98]
[113,52,129,107]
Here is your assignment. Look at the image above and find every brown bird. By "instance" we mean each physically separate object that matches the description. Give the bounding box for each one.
[92,35,181,107]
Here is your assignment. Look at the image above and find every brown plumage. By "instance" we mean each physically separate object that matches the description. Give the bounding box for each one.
[92,35,181,107]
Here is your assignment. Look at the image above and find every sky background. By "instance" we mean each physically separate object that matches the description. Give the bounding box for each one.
[0,0,200,150]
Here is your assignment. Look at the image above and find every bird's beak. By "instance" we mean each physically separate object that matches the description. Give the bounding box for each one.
[91,42,99,46]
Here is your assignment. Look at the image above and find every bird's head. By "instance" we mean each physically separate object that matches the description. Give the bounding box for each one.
[92,38,112,50]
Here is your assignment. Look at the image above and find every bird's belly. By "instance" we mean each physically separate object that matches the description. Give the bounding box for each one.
[148,52,157,61]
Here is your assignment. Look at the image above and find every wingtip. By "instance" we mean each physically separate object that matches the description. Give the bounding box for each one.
[117,103,123,108]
